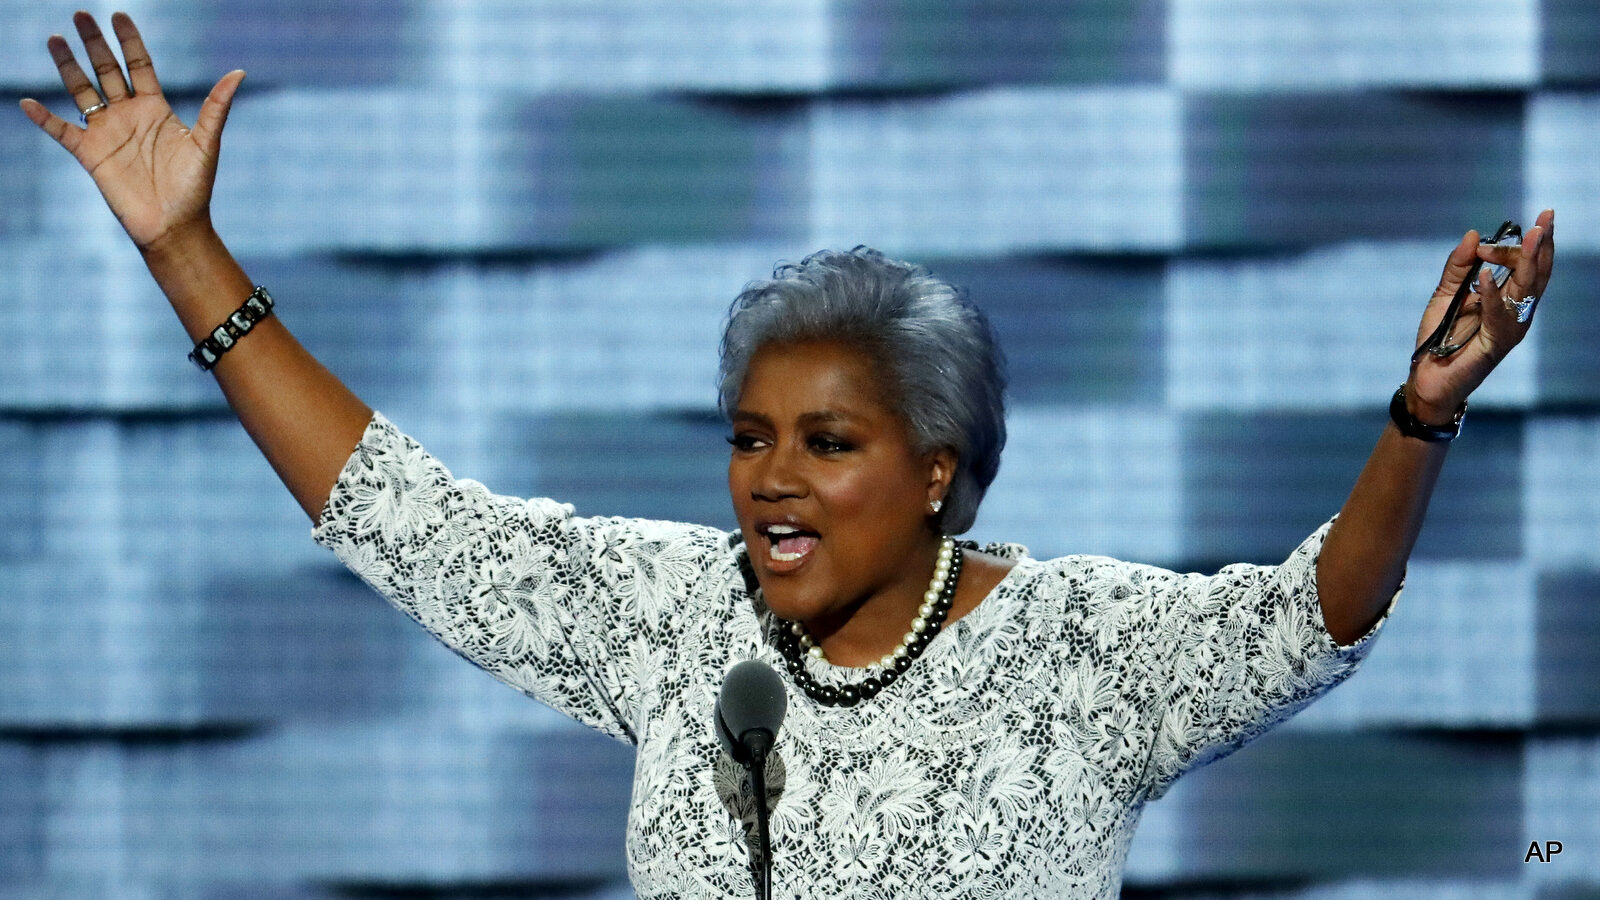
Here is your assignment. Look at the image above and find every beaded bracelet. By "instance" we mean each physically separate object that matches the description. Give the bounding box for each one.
[188,286,275,372]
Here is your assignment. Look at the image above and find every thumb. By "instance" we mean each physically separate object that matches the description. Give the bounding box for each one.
[193,69,245,156]
[1429,230,1480,306]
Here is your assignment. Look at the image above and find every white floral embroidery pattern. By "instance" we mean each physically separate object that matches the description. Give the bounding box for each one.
[312,412,1393,899]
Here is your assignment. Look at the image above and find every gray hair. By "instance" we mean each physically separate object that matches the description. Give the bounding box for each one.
[718,247,1007,534]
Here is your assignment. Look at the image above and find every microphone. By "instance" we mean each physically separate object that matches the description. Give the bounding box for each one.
[717,659,787,764]
[716,660,786,900]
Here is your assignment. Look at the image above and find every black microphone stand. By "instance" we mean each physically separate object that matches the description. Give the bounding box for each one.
[742,730,775,900]
[716,660,785,900]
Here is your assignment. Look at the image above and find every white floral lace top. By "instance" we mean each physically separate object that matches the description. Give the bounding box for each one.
[312,412,1393,899]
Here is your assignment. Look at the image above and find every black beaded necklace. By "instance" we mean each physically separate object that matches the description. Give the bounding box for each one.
[773,539,963,708]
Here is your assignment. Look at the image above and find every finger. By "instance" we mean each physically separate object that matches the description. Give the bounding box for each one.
[1473,263,1524,353]
[48,34,105,112]
[74,11,130,101]
[110,12,162,96]
[18,97,83,153]
[1497,224,1548,321]
[193,70,246,157]
[1533,208,1554,296]
[1429,230,1481,304]
[1474,242,1521,268]
[1498,224,1544,311]
[1475,233,1540,350]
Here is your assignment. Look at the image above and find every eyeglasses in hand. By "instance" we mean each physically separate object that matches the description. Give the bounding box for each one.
[1413,220,1522,362]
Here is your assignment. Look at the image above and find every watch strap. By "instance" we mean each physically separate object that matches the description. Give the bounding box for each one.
[1389,384,1465,442]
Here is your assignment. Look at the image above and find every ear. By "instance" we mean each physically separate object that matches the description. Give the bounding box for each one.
[925,447,958,509]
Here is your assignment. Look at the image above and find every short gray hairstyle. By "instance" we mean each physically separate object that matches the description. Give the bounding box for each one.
[718,247,1007,534]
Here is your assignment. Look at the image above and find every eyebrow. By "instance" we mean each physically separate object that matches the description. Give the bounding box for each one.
[731,409,858,428]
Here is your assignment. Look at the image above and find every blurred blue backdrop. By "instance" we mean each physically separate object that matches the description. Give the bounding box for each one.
[2,1,1598,897]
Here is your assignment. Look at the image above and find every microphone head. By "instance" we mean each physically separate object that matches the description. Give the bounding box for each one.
[716,660,787,765]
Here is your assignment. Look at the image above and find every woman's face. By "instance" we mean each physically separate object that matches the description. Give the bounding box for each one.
[728,339,952,628]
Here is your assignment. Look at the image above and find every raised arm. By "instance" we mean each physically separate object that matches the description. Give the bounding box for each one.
[1316,209,1555,645]
[19,11,370,522]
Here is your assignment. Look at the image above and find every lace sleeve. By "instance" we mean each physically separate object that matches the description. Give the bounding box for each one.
[1138,519,1396,800]
[309,411,733,743]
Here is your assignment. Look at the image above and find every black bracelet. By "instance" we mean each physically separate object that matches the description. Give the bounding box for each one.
[1389,384,1465,442]
[189,286,275,372]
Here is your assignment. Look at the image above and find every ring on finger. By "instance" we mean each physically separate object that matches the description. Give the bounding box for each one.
[79,101,109,125]
[1504,294,1539,324]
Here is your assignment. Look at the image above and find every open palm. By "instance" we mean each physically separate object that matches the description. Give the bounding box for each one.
[18,11,244,251]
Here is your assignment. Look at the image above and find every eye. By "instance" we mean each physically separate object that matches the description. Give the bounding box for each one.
[809,434,853,454]
[726,433,766,452]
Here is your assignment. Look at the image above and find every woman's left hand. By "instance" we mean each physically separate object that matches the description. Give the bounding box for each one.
[1408,208,1555,423]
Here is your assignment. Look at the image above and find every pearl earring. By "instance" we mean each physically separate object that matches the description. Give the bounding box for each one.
[929,499,943,514]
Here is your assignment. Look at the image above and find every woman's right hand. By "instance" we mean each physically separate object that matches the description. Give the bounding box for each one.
[18,11,245,254]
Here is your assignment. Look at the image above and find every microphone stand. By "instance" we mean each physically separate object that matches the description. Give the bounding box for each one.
[715,660,785,900]
[743,732,775,900]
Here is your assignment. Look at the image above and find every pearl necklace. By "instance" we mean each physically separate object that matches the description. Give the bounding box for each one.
[773,536,962,708]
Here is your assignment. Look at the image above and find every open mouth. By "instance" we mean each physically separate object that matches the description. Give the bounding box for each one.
[762,523,820,564]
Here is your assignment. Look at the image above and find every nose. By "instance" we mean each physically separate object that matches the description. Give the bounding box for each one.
[749,441,807,502]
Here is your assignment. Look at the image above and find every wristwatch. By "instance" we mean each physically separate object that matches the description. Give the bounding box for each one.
[1389,384,1465,442]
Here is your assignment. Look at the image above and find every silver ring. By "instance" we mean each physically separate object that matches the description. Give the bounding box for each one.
[78,101,109,125]
[1505,294,1538,324]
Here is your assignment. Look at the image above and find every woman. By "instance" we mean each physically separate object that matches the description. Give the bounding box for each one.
[20,12,1555,899]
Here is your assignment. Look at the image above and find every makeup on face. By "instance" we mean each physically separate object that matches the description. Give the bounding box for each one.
[727,340,948,637]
